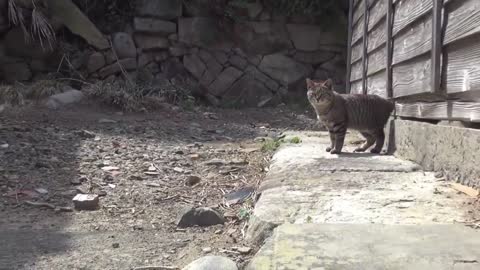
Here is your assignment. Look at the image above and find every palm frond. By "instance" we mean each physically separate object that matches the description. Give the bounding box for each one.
[31,8,56,50]
[7,0,31,43]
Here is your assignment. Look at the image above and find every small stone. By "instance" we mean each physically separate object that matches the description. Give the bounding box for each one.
[102,166,120,172]
[177,207,225,228]
[434,171,444,179]
[35,188,48,195]
[202,247,212,253]
[236,246,252,254]
[189,154,201,160]
[183,256,238,270]
[173,167,184,173]
[185,175,201,186]
[72,194,99,211]
[112,243,120,248]
[214,229,222,234]
[70,178,82,185]
[98,118,117,124]
[0,143,9,149]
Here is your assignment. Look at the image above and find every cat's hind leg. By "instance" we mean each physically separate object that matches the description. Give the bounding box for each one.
[354,131,376,152]
[370,129,385,154]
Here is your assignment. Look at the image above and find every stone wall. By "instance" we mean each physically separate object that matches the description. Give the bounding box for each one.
[0,0,347,107]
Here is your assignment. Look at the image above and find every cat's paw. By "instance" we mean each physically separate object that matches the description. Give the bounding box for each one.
[326,147,332,152]
[330,148,341,154]
[354,147,366,153]
[370,148,381,154]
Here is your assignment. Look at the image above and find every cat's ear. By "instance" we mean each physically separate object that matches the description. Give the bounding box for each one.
[323,79,333,90]
[306,78,315,88]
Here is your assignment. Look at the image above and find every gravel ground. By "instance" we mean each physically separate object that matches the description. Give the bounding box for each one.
[0,102,320,269]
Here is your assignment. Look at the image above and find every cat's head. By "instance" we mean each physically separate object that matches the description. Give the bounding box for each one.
[306,78,335,106]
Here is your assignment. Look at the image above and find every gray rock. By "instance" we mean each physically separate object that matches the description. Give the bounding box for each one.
[72,194,99,211]
[183,54,206,79]
[169,46,189,57]
[213,51,229,66]
[177,207,225,228]
[245,65,279,92]
[233,21,291,55]
[136,0,182,20]
[183,256,238,270]
[222,74,274,108]
[98,58,137,78]
[259,54,312,86]
[87,52,106,73]
[293,50,336,65]
[137,53,152,68]
[229,55,248,70]
[46,90,85,109]
[134,18,176,35]
[208,67,244,96]
[112,32,137,59]
[198,50,223,85]
[134,35,170,50]
[287,24,346,52]
[178,17,232,49]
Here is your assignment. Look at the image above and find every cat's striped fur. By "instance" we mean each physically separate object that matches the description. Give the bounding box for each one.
[306,78,394,154]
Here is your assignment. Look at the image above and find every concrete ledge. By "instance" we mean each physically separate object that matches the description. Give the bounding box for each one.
[394,119,480,188]
[247,223,480,270]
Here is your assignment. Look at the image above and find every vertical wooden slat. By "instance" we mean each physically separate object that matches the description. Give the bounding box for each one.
[386,0,393,98]
[362,0,369,94]
[346,0,354,94]
[431,0,443,93]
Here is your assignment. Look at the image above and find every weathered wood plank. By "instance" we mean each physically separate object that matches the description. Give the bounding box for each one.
[444,0,480,45]
[350,80,363,94]
[392,54,432,97]
[346,0,354,94]
[386,0,393,98]
[351,60,363,81]
[368,0,387,31]
[367,69,388,98]
[367,18,387,53]
[367,45,387,75]
[396,101,480,122]
[362,0,369,94]
[352,16,364,45]
[392,13,432,65]
[352,42,363,64]
[353,0,365,26]
[431,0,442,93]
[444,34,480,94]
[392,0,433,36]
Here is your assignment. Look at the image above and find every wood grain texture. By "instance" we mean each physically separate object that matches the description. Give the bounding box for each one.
[392,13,432,65]
[443,34,480,94]
[444,0,480,45]
[352,42,363,64]
[367,18,387,53]
[350,60,363,81]
[368,0,387,31]
[392,54,432,97]
[352,17,364,45]
[350,80,364,94]
[367,69,387,97]
[392,0,432,36]
[396,101,480,122]
[367,45,387,75]
[353,0,365,26]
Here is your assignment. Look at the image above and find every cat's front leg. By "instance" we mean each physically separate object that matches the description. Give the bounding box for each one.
[326,131,335,152]
[330,124,347,154]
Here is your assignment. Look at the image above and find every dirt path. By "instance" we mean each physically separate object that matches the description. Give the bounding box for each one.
[0,103,319,269]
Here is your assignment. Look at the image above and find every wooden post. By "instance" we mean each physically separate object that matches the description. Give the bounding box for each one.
[386,0,393,98]
[346,0,354,94]
[362,0,369,94]
[431,0,443,93]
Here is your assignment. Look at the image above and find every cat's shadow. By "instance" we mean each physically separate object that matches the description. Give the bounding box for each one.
[328,151,389,158]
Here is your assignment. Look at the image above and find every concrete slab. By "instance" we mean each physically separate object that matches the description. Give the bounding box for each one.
[247,223,480,270]
[246,132,470,244]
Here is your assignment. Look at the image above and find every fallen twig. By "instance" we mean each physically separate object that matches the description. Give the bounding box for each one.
[25,201,73,212]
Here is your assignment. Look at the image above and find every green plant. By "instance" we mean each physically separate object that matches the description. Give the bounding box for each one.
[288,136,302,144]
[0,85,25,106]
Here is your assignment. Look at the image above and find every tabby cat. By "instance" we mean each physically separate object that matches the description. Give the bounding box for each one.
[306,78,394,154]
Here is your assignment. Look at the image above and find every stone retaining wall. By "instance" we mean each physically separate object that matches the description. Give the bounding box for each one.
[0,0,347,107]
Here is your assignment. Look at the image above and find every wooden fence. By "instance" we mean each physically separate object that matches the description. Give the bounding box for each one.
[346,0,480,122]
